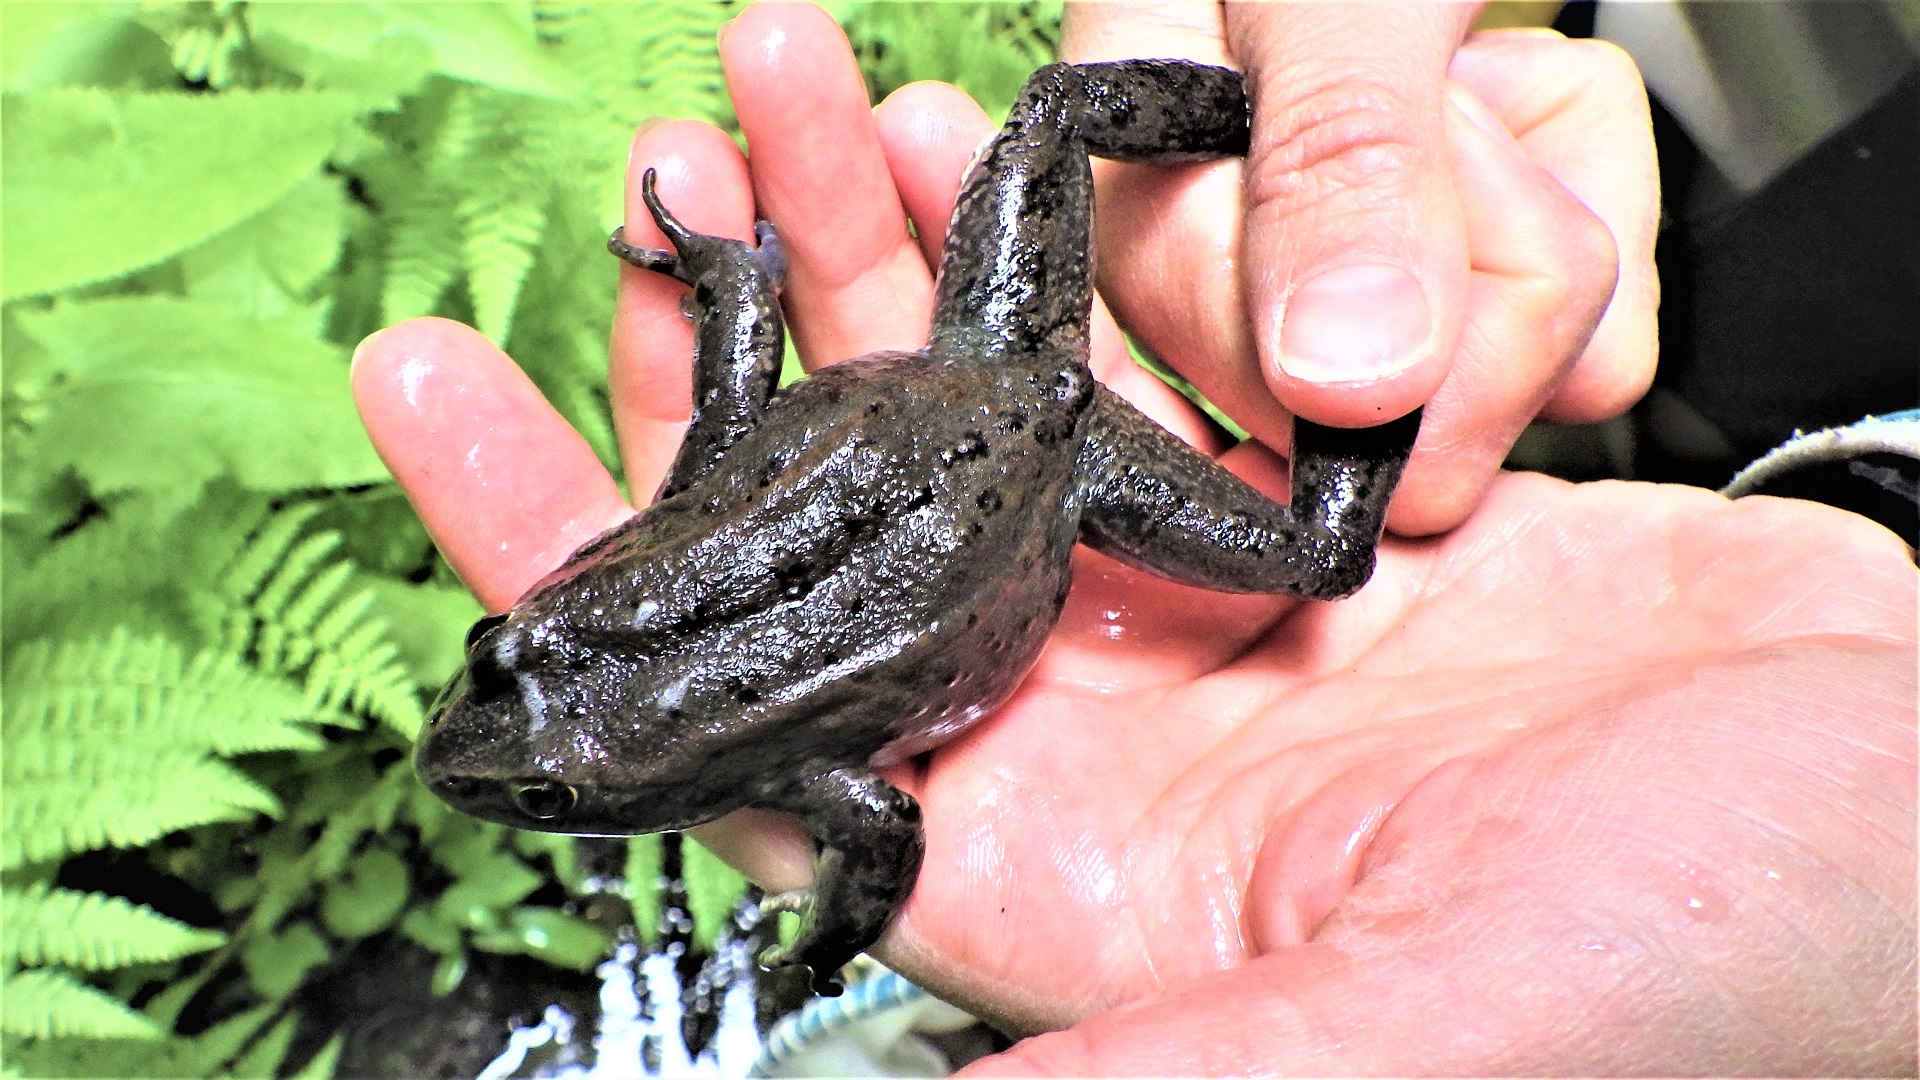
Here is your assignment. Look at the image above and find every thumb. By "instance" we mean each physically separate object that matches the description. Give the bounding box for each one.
[1227,4,1476,427]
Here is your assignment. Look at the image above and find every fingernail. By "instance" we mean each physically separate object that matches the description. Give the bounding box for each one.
[1276,263,1430,383]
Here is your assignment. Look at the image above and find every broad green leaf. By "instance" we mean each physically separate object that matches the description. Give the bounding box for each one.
[248,3,575,100]
[240,921,329,1000]
[9,296,385,496]
[0,969,163,1040]
[470,907,612,970]
[433,852,544,926]
[319,846,409,939]
[175,1003,276,1076]
[179,173,350,327]
[398,907,461,955]
[230,1013,300,1080]
[684,838,749,952]
[2,87,360,298]
[431,951,468,996]
[2,884,225,969]
[0,4,173,93]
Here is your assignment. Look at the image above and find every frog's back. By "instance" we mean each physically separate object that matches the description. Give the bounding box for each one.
[543,350,1091,782]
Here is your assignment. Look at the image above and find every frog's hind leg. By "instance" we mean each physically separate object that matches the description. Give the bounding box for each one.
[1079,389,1422,600]
[609,169,788,501]
[930,61,1248,361]
[752,767,923,996]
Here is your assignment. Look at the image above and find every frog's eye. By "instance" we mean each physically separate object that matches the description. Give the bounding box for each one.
[465,613,509,652]
[510,779,576,820]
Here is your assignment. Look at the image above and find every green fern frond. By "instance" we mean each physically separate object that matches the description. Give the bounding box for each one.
[213,503,325,615]
[425,87,557,345]
[244,531,345,628]
[380,182,465,325]
[460,188,548,344]
[0,970,165,1041]
[2,884,226,970]
[4,630,329,759]
[629,2,733,122]
[204,506,425,736]
[538,2,734,130]
[3,752,279,871]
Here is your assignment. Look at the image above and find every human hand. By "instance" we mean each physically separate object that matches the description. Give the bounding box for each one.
[352,3,1914,1072]
[1063,2,1661,535]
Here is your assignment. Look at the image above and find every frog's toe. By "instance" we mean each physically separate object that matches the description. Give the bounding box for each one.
[606,225,680,276]
[754,939,846,997]
[751,220,787,288]
[759,888,813,917]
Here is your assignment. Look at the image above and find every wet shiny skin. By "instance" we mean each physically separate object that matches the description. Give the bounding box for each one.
[416,61,1419,995]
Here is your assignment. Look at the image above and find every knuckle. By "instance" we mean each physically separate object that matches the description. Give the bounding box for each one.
[1525,192,1621,319]
[1245,75,1431,212]
[1568,38,1647,91]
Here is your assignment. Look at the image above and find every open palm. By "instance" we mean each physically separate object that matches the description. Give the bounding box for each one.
[354,5,1915,1073]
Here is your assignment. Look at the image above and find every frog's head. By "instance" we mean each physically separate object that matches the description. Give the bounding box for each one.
[414,611,728,836]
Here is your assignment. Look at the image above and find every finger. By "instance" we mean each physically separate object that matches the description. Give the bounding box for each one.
[1062,1,1230,66]
[1225,3,1480,427]
[1448,31,1661,421]
[720,3,934,367]
[1063,0,1300,456]
[873,79,1224,450]
[351,318,632,613]
[609,120,756,504]
[1387,83,1618,535]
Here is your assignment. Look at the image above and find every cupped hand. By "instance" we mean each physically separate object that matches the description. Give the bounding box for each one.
[353,5,1915,1073]
[1064,3,1661,535]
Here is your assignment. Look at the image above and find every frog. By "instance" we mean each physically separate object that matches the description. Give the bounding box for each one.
[415,60,1421,996]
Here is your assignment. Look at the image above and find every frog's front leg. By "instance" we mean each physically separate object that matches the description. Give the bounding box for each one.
[1078,388,1422,599]
[753,767,924,996]
[608,169,787,500]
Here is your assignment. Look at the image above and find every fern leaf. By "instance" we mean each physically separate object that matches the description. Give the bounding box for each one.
[630,3,733,122]
[459,189,547,344]
[207,507,425,735]
[2,884,226,970]
[380,182,465,324]
[4,631,330,760]
[3,752,279,870]
[251,532,346,618]
[0,969,164,1040]
[214,503,326,611]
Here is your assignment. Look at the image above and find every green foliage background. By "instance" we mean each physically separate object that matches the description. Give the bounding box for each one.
[0,3,1060,1077]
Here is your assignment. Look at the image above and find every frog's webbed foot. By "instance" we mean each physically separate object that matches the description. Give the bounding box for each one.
[752,768,924,997]
[1078,387,1421,599]
[608,168,788,501]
